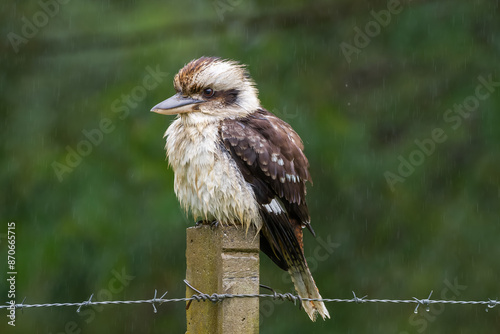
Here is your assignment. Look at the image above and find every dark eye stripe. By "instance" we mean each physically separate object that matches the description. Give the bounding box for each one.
[213,89,239,105]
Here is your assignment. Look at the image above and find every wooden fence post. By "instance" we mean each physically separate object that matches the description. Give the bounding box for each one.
[185,224,260,334]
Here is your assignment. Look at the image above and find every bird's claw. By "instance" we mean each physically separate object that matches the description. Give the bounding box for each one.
[194,220,219,230]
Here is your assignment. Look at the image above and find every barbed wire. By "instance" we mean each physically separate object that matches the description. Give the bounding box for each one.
[1,280,498,314]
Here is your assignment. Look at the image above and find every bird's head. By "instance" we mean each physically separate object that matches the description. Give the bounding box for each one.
[151,57,260,121]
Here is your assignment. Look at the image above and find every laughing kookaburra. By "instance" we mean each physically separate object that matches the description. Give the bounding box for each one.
[151,57,330,321]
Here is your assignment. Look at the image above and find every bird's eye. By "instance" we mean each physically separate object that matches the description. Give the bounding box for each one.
[203,88,215,98]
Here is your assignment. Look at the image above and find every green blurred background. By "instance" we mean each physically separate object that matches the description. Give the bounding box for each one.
[1,0,500,333]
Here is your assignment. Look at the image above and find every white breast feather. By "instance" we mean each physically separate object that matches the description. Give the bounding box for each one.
[165,115,262,231]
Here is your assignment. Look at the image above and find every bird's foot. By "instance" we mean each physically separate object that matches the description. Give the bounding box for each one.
[210,220,219,230]
[195,220,219,230]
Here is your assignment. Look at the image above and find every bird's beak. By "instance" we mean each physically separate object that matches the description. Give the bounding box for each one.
[150,93,203,115]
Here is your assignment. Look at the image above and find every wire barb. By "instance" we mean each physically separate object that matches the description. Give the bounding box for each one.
[486,299,498,312]
[151,289,168,313]
[151,290,158,313]
[17,297,27,314]
[351,291,367,304]
[413,290,433,314]
[77,294,94,313]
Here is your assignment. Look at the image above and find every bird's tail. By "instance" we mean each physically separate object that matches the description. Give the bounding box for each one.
[288,260,330,321]
[259,212,330,321]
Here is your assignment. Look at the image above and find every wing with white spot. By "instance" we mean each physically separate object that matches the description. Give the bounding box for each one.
[221,108,311,200]
[221,108,313,270]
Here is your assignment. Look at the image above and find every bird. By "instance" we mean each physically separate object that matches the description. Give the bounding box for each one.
[151,57,330,321]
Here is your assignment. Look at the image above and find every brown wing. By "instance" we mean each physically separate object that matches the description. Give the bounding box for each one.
[221,108,314,270]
